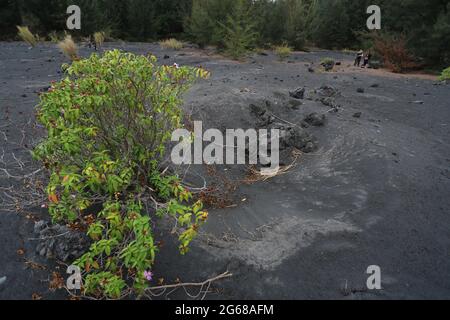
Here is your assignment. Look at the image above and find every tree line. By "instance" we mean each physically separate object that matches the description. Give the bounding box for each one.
[1,0,449,67]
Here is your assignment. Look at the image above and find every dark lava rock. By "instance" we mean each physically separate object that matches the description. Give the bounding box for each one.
[317,85,339,98]
[308,67,315,73]
[289,87,305,99]
[319,97,334,107]
[335,62,342,66]
[321,61,335,71]
[34,221,90,262]
[357,88,365,93]
[370,83,380,88]
[353,112,362,118]
[271,124,318,153]
[304,113,326,126]
[250,103,266,117]
[163,55,170,59]
[288,99,303,110]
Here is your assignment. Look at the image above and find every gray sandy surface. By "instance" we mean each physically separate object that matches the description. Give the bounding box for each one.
[0,42,449,300]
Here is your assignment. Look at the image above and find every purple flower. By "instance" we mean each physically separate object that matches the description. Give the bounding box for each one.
[144,270,153,281]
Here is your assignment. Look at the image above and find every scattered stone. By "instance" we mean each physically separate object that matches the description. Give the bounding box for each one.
[357,88,365,93]
[335,62,341,66]
[308,67,315,73]
[21,94,27,98]
[353,112,362,118]
[410,100,424,104]
[304,113,326,126]
[34,221,90,262]
[163,55,170,59]
[289,87,305,99]
[370,83,380,88]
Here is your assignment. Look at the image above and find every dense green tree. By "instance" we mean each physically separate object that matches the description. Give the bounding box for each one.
[219,0,258,58]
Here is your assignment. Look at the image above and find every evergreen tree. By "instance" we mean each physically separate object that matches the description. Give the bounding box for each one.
[219,0,258,59]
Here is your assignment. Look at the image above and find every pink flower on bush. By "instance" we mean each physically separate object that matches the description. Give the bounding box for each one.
[144,270,153,281]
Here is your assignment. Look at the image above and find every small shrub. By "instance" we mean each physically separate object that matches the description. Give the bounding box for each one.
[275,44,292,60]
[17,26,38,47]
[94,31,105,48]
[49,31,60,43]
[373,34,418,73]
[320,57,335,71]
[439,67,450,81]
[159,38,183,50]
[58,35,79,61]
[34,50,210,299]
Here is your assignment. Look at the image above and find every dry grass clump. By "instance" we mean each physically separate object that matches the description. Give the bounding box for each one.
[274,44,292,60]
[94,31,105,48]
[159,38,183,50]
[58,35,79,61]
[17,26,38,47]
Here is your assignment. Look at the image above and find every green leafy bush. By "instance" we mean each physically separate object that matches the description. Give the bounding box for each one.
[439,66,450,81]
[34,50,210,299]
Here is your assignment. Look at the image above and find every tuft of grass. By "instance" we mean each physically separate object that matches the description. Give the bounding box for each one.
[159,38,183,50]
[58,35,79,61]
[17,26,38,47]
[49,31,60,43]
[320,57,335,71]
[274,44,292,60]
[439,66,450,81]
[94,31,105,48]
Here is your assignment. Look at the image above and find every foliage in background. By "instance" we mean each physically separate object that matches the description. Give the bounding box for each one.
[33,50,210,299]
[1,1,449,69]
[17,25,38,47]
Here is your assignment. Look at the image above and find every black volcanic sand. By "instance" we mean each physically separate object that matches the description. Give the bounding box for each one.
[1,42,449,300]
